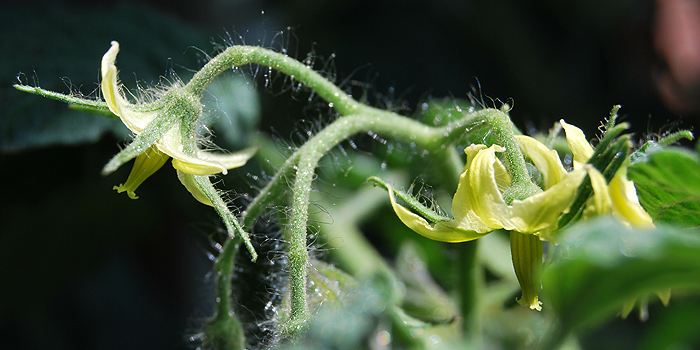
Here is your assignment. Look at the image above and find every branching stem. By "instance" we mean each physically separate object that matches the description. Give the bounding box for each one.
[185,45,524,339]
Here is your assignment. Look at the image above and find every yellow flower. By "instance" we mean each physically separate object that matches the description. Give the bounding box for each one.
[385,133,586,310]
[386,141,584,243]
[384,119,655,311]
[560,120,653,228]
[100,41,257,202]
[560,120,663,318]
[99,41,258,260]
[113,146,169,199]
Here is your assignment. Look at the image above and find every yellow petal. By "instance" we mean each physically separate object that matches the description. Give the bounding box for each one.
[100,41,154,132]
[101,41,123,118]
[510,231,543,311]
[452,144,517,231]
[509,169,586,236]
[515,135,567,189]
[609,167,654,228]
[656,289,671,306]
[387,185,488,242]
[621,299,636,319]
[113,146,169,199]
[177,170,214,206]
[561,120,594,169]
[194,146,258,170]
[583,166,612,218]
[170,148,257,175]
[155,125,257,176]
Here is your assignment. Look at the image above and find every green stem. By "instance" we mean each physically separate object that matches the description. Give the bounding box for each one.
[281,151,317,336]
[186,45,361,116]
[457,240,480,337]
[488,109,530,186]
[188,44,502,340]
[203,237,246,350]
[193,175,257,262]
[274,111,486,337]
[243,110,487,229]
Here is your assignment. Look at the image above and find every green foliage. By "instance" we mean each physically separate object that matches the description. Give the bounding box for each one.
[543,217,700,348]
[629,147,700,227]
[10,15,700,350]
[1,4,210,152]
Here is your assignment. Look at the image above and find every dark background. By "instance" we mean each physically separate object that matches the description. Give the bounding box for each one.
[2,1,698,349]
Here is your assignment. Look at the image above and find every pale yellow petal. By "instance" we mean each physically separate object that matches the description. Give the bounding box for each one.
[101,41,122,117]
[583,166,612,218]
[113,146,169,199]
[177,170,214,206]
[515,135,567,189]
[100,41,153,132]
[195,146,258,170]
[387,186,487,242]
[156,126,257,176]
[656,288,671,306]
[157,127,226,175]
[561,120,594,169]
[451,144,514,232]
[609,167,654,228]
[509,169,587,234]
[621,299,636,319]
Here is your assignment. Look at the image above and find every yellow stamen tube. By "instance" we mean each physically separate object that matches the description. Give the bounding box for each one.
[510,231,544,311]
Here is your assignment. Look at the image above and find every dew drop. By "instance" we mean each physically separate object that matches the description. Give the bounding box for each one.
[376,330,392,345]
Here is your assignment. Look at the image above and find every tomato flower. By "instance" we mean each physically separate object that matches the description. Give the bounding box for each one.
[381,119,654,310]
[101,41,257,201]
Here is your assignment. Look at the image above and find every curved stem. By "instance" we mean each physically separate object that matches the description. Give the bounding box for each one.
[273,112,486,337]
[189,44,506,340]
[186,45,361,116]
[204,237,246,350]
[243,110,488,229]
[488,109,530,186]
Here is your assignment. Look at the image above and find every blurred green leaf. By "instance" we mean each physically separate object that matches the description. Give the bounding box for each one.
[542,217,700,344]
[203,74,261,149]
[628,148,700,227]
[2,4,210,152]
[396,242,458,324]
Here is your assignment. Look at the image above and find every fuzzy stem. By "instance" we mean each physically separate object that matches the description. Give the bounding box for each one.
[243,110,488,229]
[186,45,361,116]
[488,109,530,186]
[188,44,498,339]
[275,112,486,337]
[203,238,246,350]
[193,175,257,262]
[457,240,481,337]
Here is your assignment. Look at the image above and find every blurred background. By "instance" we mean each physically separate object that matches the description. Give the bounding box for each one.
[2,0,700,349]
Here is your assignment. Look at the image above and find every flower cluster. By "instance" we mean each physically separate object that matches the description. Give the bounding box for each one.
[380,118,653,310]
[101,41,257,201]
[101,41,258,260]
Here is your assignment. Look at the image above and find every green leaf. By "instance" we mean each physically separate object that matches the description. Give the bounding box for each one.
[395,242,458,324]
[3,4,210,152]
[202,74,261,149]
[542,217,700,345]
[628,148,700,227]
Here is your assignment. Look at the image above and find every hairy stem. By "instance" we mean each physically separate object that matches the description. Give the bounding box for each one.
[191,44,500,339]
[186,45,361,116]
[204,237,246,350]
